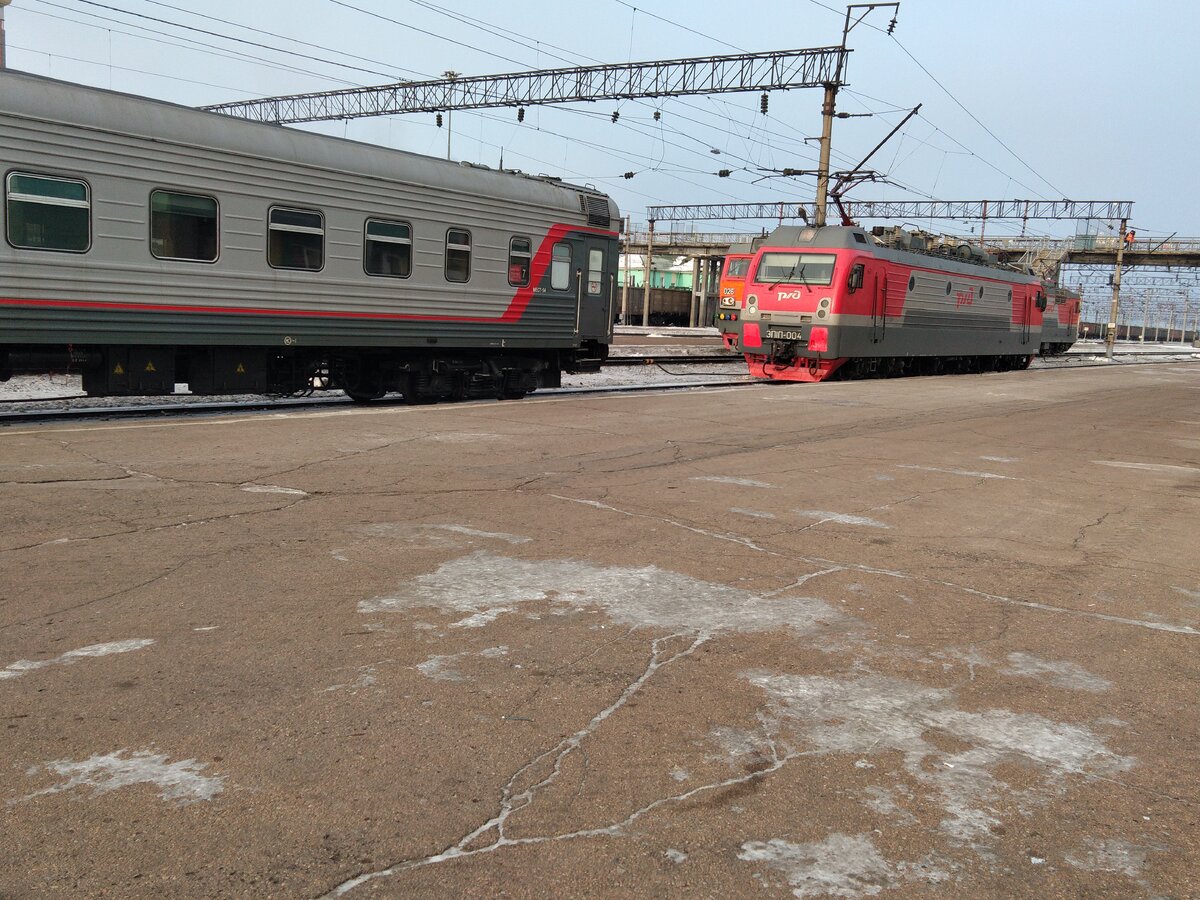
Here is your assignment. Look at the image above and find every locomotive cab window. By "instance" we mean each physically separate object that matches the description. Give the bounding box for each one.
[754,252,836,286]
[727,258,750,278]
[551,242,572,291]
[587,248,604,295]
[268,207,324,270]
[445,228,471,283]
[365,218,412,278]
[508,236,532,287]
[6,172,91,252]
[150,190,217,262]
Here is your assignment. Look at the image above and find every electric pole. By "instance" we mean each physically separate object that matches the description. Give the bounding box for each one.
[443,70,459,160]
[1105,217,1127,358]
[815,3,898,227]
[1140,289,1151,342]
[641,220,654,327]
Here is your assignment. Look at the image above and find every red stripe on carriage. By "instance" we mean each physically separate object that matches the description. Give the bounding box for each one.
[0,224,618,324]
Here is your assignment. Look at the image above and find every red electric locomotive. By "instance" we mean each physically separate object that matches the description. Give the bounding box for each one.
[716,225,1047,382]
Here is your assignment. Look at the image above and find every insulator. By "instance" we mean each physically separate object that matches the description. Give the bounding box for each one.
[611,110,620,123]
[653,110,661,121]
[517,107,525,122]
[717,169,731,178]
[436,113,443,127]
[623,172,635,180]
[760,92,768,114]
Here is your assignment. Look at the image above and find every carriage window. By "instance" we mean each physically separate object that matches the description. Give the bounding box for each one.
[587,248,604,295]
[268,207,324,270]
[551,242,572,291]
[753,252,836,286]
[150,190,217,261]
[508,236,532,287]
[6,172,90,252]
[445,228,471,282]
[364,218,412,278]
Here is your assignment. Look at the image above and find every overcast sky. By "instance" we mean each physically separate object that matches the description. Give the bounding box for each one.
[5,0,1199,248]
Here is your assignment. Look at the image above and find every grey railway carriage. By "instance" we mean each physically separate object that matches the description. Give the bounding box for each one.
[0,71,620,401]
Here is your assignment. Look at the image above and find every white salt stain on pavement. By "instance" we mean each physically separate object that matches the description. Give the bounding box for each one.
[795,510,890,529]
[429,432,501,443]
[664,848,688,864]
[325,664,380,693]
[738,833,926,898]
[1002,652,1112,692]
[350,523,530,549]
[428,525,531,544]
[415,647,508,682]
[19,750,223,803]
[1064,838,1159,881]
[896,465,1014,480]
[745,672,1132,844]
[239,483,308,496]
[979,455,1020,463]
[691,475,772,488]
[1092,460,1200,476]
[359,551,845,637]
[1,639,154,681]
[1171,586,1200,600]
[730,507,778,520]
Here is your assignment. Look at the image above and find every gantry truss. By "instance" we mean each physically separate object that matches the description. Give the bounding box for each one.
[203,47,846,124]
[646,200,1134,222]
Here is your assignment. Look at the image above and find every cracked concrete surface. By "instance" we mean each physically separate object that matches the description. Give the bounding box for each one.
[1,363,1199,898]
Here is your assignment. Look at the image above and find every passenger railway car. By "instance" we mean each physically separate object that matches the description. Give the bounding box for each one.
[0,71,620,401]
[1039,285,1081,356]
[716,224,1047,382]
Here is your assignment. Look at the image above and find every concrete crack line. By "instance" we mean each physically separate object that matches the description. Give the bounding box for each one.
[0,551,220,632]
[549,495,1200,637]
[319,632,709,898]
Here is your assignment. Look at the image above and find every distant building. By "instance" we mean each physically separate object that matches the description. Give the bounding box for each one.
[618,253,695,290]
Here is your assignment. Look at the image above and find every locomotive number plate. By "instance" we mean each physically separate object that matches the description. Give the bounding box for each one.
[765,328,804,340]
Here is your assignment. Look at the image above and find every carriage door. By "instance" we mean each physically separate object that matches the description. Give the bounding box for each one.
[576,239,611,339]
[1020,289,1032,345]
[871,268,886,343]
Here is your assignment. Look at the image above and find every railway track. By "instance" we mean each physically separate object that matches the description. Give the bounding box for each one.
[2,353,1197,427]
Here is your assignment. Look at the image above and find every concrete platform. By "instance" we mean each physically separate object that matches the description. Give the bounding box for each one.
[1,363,1198,897]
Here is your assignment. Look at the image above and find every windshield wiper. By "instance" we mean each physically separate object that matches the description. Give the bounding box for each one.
[770,263,808,290]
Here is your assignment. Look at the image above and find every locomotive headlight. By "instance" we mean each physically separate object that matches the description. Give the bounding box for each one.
[745,294,759,316]
[719,297,738,308]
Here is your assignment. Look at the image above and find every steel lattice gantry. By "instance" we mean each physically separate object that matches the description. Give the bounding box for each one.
[203,47,846,124]
[646,200,1134,222]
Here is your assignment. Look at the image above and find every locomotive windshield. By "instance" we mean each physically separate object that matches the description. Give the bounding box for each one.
[755,252,836,287]
[726,258,750,278]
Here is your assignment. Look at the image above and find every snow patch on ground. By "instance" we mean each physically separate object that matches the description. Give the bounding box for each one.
[795,510,890,529]
[691,475,772,488]
[1001,652,1112,692]
[730,507,777,519]
[240,483,307,496]
[745,672,1132,844]
[359,551,845,637]
[21,750,224,803]
[1,639,154,681]
[738,834,900,898]
[896,465,1014,480]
